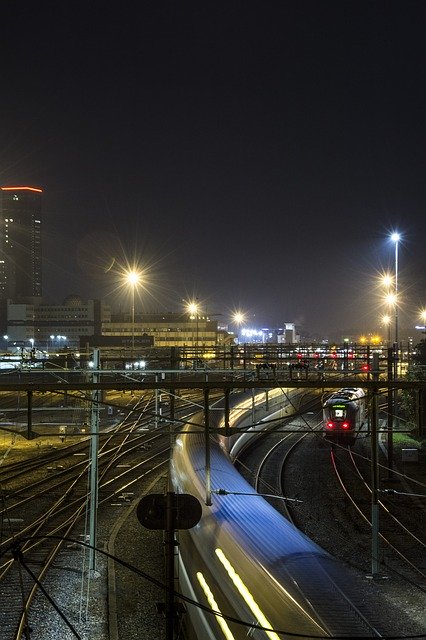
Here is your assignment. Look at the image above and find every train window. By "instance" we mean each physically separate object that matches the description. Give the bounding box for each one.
[333,407,345,418]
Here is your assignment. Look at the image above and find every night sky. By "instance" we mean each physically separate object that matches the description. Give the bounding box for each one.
[1,1,425,341]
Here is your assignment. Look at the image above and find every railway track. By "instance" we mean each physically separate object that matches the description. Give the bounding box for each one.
[234,389,324,521]
[235,403,426,638]
[330,444,426,587]
[0,391,184,640]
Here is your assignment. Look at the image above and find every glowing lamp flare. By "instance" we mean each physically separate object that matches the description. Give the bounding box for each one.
[126,271,141,286]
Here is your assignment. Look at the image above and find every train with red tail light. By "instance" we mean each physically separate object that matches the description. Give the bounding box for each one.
[323,387,367,445]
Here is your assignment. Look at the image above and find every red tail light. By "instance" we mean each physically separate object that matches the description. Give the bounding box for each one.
[326,421,334,430]
[342,422,350,430]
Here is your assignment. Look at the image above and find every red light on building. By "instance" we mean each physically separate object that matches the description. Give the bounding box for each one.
[1,186,43,193]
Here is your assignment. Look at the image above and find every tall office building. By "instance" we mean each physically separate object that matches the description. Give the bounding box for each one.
[0,186,43,302]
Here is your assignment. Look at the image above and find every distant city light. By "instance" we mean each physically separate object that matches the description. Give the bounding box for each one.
[241,328,264,338]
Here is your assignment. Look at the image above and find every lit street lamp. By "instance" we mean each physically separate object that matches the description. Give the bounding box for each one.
[125,270,142,358]
[187,300,200,359]
[381,273,393,289]
[417,309,426,336]
[390,232,400,347]
[381,315,391,346]
[232,311,246,344]
[388,232,400,478]
[56,335,67,349]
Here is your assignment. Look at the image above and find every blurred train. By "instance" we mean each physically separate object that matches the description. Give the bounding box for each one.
[323,387,366,445]
[171,391,380,639]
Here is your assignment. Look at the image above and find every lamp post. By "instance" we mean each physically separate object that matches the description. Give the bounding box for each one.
[187,301,200,364]
[56,335,67,349]
[125,270,141,359]
[389,232,400,478]
[390,232,400,349]
[419,309,426,335]
[382,315,391,347]
[232,311,246,344]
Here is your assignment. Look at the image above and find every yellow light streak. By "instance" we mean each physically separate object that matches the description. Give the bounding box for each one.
[196,572,236,640]
[218,388,285,430]
[215,548,280,640]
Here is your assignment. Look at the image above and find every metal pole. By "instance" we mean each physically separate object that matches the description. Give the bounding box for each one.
[196,313,199,365]
[169,348,177,484]
[165,491,175,640]
[224,388,230,438]
[394,239,398,347]
[370,353,380,578]
[204,387,212,506]
[27,389,33,440]
[251,387,255,424]
[131,286,135,358]
[89,348,100,573]
[155,373,159,429]
[387,347,394,477]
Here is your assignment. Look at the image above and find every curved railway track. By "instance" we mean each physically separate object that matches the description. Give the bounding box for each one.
[235,403,425,638]
[0,390,195,640]
[234,387,323,509]
[330,445,426,587]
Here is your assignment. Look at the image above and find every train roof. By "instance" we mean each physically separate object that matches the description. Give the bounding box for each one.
[323,387,365,405]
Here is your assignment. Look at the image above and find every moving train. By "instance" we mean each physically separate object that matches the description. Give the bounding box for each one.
[171,391,379,639]
[322,387,366,445]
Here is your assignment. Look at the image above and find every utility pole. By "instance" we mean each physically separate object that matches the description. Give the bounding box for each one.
[89,348,100,573]
[369,352,382,579]
[387,347,394,478]
[204,387,212,506]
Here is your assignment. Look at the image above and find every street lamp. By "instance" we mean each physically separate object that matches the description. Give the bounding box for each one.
[232,311,246,344]
[381,315,391,346]
[388,232,400,478]
[381,273,394,289]
[125,270,141,358]
[187,301,200,359]
[390,232,400,347]
[418,309,426,336]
